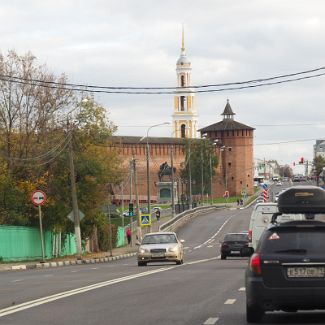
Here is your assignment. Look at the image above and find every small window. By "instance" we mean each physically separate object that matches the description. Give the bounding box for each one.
[181,124,186,138]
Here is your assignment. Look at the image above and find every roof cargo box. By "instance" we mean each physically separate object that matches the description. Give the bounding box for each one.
[277,186,325,213]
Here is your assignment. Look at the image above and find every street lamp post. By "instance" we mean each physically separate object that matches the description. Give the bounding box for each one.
[141,122,170,223]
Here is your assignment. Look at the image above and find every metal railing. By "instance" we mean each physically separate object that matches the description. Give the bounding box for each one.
[159,205,225,232]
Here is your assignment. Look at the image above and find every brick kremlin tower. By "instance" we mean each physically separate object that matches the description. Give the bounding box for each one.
[199,100,255,197]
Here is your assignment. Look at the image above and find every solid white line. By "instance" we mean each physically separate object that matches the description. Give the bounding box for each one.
[0,267,175,318]
[0,256,219,318]
[224,299,236,304]
[203,317,219,324]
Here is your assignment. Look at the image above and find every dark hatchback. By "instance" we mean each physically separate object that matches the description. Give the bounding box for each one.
[220,233,251,259]
[246,185,325,322]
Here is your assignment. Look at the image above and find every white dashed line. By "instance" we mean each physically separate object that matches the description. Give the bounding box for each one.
[238,287,245,291]
[203,317,219,324]
[11,279,23,283]
[224,299,236,304]
[207,245,213,248]
[90,267,98,270]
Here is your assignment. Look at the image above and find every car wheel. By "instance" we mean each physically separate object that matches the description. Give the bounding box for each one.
[176,259,183,265]
[246,304,264,323]
[221,254,227,260]
[138,261,147,266]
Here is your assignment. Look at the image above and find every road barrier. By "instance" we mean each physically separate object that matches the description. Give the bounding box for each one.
[159,205,225,232]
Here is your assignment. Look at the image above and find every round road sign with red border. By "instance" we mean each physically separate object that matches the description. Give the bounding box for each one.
[31,190,47,206]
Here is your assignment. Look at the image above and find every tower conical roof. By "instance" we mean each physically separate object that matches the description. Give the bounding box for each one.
[221,99,235,119]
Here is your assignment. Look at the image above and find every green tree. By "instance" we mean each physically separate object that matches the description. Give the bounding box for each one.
[180,139,219,199]
[313,155,325,176]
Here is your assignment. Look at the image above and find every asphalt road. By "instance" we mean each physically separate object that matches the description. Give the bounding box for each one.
[0,201,324,324]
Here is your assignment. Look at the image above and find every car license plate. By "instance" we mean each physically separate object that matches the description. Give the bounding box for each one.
[287,267,325,278]
[152,253,165,258]
[230,250,240,254]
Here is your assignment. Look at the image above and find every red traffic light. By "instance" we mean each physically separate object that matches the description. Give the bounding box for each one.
[299,157,304,164]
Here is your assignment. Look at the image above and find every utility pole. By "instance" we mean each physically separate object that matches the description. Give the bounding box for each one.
[133,158,142,238]
[188,143,193,208]
[170,144,175,218]
[129,159,133,245]
[209,153,213,205]
[67,125,82,260]
[201,147,204,204]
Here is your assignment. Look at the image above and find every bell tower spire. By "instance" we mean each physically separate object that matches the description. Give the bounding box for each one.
[181,24,185,52]
[172,26,198,139]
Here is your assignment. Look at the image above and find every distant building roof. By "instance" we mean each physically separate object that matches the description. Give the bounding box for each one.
[199,100,254,132]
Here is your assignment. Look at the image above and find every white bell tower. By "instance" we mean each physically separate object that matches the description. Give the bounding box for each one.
[172,27,198,138]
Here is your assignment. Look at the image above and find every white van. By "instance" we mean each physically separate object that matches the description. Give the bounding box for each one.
[248,203,304,250]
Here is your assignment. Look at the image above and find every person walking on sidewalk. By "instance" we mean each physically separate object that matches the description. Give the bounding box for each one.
[126,228,132,246]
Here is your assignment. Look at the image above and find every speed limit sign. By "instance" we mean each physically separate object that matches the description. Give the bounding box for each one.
[31,190,47,206]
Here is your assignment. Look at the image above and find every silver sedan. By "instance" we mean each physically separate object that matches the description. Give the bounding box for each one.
[137,232,184,266]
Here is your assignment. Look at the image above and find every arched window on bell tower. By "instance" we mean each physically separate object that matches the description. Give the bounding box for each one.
[181,75,185,87]
[181,124,186,138]
[180,96,186,111]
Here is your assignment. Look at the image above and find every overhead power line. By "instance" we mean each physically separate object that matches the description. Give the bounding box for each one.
[0,66,325,95]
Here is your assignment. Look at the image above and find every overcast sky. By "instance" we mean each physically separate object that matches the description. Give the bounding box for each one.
[1,0,325,165]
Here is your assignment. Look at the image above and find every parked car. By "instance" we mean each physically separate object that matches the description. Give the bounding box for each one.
[137,232,184,266]
[246,186,325,323]
[276,181,282,186]
[220,232,252,259]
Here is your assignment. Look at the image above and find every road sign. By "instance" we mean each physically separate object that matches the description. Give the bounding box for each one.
[140,214,151,227]
[67,210,85,222]
[31,190,47,206]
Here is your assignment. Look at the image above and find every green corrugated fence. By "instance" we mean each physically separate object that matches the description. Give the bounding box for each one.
[116,227,125,247]
[0,226,77,262]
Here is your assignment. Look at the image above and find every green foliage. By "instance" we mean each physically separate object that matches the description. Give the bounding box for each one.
[180,139,219,196]
[314,155,325,176]
[0,52,124,252]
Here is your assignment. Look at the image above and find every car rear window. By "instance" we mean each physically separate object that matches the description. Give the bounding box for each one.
[224,234,248,242]
[260,228,325,255]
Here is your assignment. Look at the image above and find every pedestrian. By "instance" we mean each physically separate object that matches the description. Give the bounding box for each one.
[126,228,132,246]
[240,198,244,206]
[237,199,240,206]
[155,209,161,222]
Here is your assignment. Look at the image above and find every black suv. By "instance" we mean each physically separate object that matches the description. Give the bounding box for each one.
[245,186,325,323]
[220,233,251,259]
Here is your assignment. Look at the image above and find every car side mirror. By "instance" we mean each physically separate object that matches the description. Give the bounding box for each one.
[180,239,185,244]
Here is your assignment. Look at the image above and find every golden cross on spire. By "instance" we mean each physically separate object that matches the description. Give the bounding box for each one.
[181,24,185,52]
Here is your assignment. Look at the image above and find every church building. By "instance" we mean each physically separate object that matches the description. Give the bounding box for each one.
[110,30,255,205]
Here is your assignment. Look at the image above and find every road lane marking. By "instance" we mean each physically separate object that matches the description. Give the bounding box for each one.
[224,299,236,304]
[203,317,219,324]
[207,245,213,248]
[194,218,231,250]
[10,279,23,283]
[238,287,245,291]
[90,267,98,270]
[0,266,177,318]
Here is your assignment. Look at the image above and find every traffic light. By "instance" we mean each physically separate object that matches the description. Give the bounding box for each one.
[128,203,134,216]
[299,157,304,164]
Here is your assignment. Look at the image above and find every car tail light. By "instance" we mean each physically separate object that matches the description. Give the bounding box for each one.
[248,230,252,243]
[250,253,262,275]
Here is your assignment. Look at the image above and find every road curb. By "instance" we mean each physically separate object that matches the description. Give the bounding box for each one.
[1,252,138,272]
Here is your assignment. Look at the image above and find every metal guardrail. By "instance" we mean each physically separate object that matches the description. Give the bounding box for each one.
[159,205,225,232]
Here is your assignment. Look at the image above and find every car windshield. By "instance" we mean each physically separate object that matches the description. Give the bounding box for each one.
[224,234,248,242]
[142,234,177,244]
[260,229,325,254]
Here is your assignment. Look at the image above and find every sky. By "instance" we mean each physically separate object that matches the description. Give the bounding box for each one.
[1,0,325,165]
